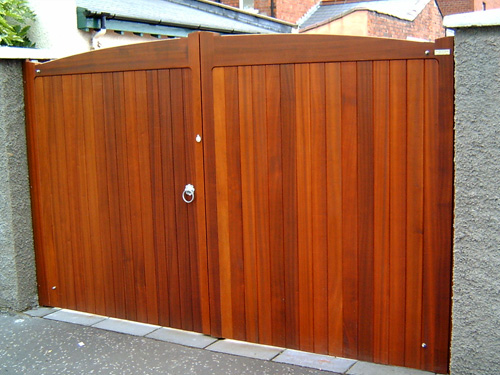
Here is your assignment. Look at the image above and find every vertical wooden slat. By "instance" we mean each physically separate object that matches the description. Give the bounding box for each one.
[266,64,286,347]
[182,68,204,333]
[280,64,299,350]
[147,70,169,326]
[357,61,375,362]
[238,65,259,343]
[422,53,453,374]
[78,74,98,314]
[388,60,407,367]
[405,60,425,369]
[158,69,181,328]
[252,65,273,346]
[213,67,233,338]
[310,63,328,355]
[103,72,127,319]
[135,70,159,325]
[123,71,148,323]
[325,62,343,357]
[92,73,117,317]
[83,74,107,315]
[433,38,454,373]
[295,63,314,353]
[224,67,246,341]
[51,75,76,310]
[170,69,194,331]
[24,67,50,306]
[373,61,391,365]
[187,32,211,335]
[113,71,137,321]
[341,61,358,359]
[31,76,57,306]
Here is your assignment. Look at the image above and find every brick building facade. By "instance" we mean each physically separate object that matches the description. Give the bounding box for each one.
[301,0,445,41]
[437,0,500,15]
[218,0,317,23]
[367,0,444,40]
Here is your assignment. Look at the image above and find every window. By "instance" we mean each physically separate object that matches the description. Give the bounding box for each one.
[240,0,254,10]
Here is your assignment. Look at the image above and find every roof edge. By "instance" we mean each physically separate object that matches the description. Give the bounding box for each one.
[181,0,296,27]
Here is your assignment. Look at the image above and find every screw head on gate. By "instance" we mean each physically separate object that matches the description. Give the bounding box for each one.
[52,286,57,290]
[424,50,430,56]
[196,134,202,143]
[421,343,427,348]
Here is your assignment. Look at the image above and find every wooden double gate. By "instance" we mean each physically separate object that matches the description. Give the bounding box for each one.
[24,32,453,373]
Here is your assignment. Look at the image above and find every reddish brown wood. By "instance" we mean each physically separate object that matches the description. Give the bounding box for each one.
[26,32,454,374]
[238,65,259,343]
[310,63,328,355]
[205,33,436,67]
[341,62,359,359]
[35,37,192,76]
[265,65,286,348]
[252,65,273,346]
[388,60,407,367]
[224,67,246,341]
[357,61,375,362]
[325,62,343,357]
[280,64,300,350]
[372,61,391,365]
[405,60,425,370]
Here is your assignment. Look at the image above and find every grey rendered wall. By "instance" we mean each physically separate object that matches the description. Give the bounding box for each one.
[452,26,500,375]
[0,60,37,311]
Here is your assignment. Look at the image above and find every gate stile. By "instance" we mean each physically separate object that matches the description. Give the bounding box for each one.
[24,32,453,373]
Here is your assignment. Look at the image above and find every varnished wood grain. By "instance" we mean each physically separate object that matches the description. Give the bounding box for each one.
[388,60,407,367]
[340,62,359,360]
[27,33,453,374]
[373,61,391,365]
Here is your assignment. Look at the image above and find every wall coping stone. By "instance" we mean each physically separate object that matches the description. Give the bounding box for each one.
[444,9,500,28]
[0,47,63,60]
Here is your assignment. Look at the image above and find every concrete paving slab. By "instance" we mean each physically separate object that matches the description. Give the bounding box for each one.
[273,349,356,373]
[206,339,283,360]
[92,317,159,336]
[146,327,218,348]
[44,309,106,326]
[0,311,331,375]
[346,361,435,375]
[23,307,60,317]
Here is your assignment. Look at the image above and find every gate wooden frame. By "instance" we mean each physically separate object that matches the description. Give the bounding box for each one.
[24,32,454,373]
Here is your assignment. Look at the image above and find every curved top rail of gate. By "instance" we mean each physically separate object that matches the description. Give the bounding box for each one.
[32,32,451,77]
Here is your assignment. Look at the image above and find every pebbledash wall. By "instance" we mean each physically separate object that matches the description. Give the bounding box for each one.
[0,52,44,311]
[444,9,500,375]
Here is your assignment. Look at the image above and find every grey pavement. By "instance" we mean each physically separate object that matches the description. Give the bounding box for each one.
[0,308,443,375]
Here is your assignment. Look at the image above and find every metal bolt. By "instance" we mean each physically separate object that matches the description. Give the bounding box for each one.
[196,134,202,143]
[52,286,57,290]
[36,69,41,74]
[422,343,427,348]
[424,50,430,56]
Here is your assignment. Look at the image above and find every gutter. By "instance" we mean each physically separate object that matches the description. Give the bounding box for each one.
[77,7,292,36]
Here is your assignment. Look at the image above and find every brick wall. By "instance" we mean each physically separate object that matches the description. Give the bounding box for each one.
[219,0,320,23]
[368,0,444,41]
[275,0,318,22]
[473,0,500,10]
[436,0,473,16]
[254,0,272,15]
[219,0,239,8]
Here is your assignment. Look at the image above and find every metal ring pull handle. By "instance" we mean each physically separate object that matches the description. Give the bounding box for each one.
[182,184,195,204]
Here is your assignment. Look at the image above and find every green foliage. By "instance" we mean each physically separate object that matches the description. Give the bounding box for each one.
[0,0,35,47]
